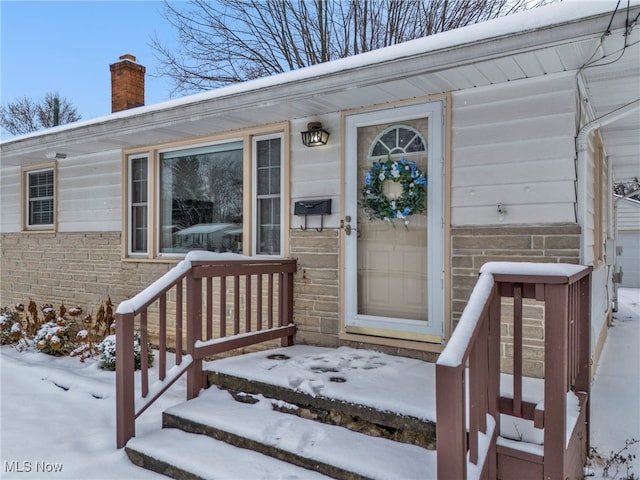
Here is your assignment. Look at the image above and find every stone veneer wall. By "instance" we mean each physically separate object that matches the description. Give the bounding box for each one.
[2,224,582,374]
[290,228,341,348]
[0,232,172,318]
[451,223,581,378]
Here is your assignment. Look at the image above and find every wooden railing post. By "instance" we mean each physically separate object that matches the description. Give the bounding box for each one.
[487,290,501,479]
[186,270,203,400]
[281,268,295,347]
[436,364,467,479]
[543,283,569,480]
[577,274,591,450]
[116,312,136,448]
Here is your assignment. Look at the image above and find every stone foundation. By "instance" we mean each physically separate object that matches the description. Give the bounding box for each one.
[451,223,581,377]
[2,223,583,376]
[289,228,341,348]
[0,232,172,313]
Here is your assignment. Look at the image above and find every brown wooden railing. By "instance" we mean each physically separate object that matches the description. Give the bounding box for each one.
[436,262,591,480]
[115,252,296,448]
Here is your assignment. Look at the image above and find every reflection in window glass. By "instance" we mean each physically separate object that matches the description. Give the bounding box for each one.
[130,156,148,253]
[256,138,281,255]
[28,169,54,226]
[159,142,243,254]
[369,125,426,158]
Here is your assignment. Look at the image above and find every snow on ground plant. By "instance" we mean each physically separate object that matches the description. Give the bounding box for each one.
[34,315,80,356]
[587,438,639,479]
[1,297,119,362]
[97,330,154,371]
[0,307,25,345]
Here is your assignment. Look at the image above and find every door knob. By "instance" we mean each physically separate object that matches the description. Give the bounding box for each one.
[341,216,357,236]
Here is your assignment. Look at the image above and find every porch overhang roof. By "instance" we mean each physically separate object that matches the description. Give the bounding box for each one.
[2,1,638,183]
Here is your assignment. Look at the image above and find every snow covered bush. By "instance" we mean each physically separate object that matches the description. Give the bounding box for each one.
[3,297,130,364]
[34,316,80,356]
[97,331,154,371]
[0,307,24,345]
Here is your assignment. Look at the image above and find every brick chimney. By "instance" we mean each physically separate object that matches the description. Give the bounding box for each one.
[110,54,145,113]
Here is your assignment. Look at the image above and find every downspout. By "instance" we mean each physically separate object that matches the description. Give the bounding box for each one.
[576,98,640,264]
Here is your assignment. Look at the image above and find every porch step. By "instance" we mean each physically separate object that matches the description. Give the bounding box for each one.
[205,345,437,449]
[151,386,435,479]
[125,427,332,480]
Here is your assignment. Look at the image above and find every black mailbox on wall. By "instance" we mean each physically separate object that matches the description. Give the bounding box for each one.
[294,199,331,231]
[294,199,331,216]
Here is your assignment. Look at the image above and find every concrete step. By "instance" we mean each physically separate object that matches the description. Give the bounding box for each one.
[125,427,332,480]
[159,386,437,480]
[205,345,437,449]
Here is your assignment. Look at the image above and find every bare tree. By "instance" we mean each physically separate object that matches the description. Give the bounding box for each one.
[0,92,81,136]
[152,0,550,95]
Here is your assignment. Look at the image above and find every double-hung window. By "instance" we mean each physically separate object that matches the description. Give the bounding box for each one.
[129,155,149,255]
[25,166,55,230]
[254,135,283,255]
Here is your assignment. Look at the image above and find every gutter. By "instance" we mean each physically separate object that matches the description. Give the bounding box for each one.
[576,99,640,150]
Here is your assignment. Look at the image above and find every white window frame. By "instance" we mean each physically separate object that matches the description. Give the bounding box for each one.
[123,126,289,260]
[252,133,284,256]
[127,154,149,256]
[23,164,56,231]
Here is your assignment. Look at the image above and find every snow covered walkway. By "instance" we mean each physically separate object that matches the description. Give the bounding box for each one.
[589,287,640,476]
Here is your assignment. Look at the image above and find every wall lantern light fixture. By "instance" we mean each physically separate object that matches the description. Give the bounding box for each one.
[301,122,330,147]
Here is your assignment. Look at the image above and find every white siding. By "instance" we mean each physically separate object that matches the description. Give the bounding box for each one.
[0,165,21,233]
[290,113,342,229]
[57,150,122,232]
[0,150,121,233]
[451,75,578,226]
[617,199,640,288]
[617,198,640,231]
[618,232,640,287]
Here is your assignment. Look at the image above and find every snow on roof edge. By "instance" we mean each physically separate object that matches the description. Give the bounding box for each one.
[2,0,633,146]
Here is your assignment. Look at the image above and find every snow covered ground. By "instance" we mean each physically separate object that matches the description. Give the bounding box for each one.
[0,289,638,479]
[587,287,640,478]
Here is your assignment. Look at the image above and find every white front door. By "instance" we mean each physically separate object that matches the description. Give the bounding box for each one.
[344,101,444,342]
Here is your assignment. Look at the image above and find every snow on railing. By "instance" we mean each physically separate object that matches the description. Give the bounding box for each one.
[436,262,591,480]
[115,252,296,448]
[115,251,255,315]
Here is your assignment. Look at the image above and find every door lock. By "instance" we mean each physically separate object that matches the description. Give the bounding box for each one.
[341,216,357,236]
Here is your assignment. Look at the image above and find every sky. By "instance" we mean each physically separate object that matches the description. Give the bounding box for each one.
[0,287,638,478]
[0,1,178,139]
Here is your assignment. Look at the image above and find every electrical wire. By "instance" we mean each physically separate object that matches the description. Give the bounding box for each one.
[604,0,622,36]
[584,39,640,69]
[579,0,638,72]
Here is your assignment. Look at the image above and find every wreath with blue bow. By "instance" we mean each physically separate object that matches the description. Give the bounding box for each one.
[360,157,427,222]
